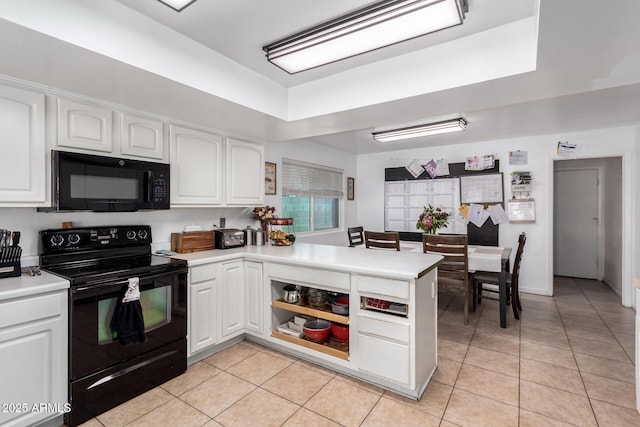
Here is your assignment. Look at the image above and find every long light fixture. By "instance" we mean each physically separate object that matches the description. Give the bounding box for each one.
[263,0,468,74]
[157,0,197,12]
[372,118,467,142]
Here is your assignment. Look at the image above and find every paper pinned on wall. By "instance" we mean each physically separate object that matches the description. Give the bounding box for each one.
[405,160,425,178]
[422,159,437,178]
[509,150,528,165]
[557,142,579,158]
[468,203,488,227]
[454,212,469,225]
[436,159,450,176]
[487,204,509,225]
[458,204,470,219]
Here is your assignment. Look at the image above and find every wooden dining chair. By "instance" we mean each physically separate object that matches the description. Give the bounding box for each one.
[364,231,400,251]
[423,234,470,325]
[472,232,526,320]
[347,226,364,247]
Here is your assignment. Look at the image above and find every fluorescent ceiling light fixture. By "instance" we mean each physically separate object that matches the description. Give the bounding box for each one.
[373,118,467,142]
[263,0,468,74]
[157,0,197,11]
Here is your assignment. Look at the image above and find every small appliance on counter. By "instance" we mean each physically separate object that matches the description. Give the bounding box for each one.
[214,229,245,249]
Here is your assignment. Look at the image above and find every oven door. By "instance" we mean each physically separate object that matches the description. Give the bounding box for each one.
[70,269,187,381]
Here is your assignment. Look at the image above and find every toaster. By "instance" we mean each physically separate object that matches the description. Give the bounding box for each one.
[214,229,245,249]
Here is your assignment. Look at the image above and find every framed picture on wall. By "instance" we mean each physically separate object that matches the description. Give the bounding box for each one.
[265,162,276,195]
[347,177,355,200]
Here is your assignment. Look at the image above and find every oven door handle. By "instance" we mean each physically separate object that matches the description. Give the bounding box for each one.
[73,270,185,295]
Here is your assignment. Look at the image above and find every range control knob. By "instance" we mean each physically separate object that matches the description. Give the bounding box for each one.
[67,234,81,245]
[126,230,137,240]
[137,229,148,240]
[50,235,64,247]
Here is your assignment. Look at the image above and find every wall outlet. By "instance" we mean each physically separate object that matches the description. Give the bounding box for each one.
[220,217,226,228]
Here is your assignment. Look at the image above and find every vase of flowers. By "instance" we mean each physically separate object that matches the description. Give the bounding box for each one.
[252,205,276,233]
[416,205,450,234]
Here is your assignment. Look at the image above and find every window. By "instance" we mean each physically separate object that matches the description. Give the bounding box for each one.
[282,159,344,233]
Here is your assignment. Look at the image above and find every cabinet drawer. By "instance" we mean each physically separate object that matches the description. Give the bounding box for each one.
[357,276,409,300]
[0,291,64,329]
[190,263,217,284]
[269,263,350,291]
[357,314,410,343]
[357,333,410,385]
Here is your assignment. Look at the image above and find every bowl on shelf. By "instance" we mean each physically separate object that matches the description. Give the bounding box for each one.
[307,288,328,308]
[330,322,349,342]
[331,296,349,315]
[303,319,331,343]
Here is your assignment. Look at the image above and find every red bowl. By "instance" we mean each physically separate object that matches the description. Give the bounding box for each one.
[303,319,331,343]
[330,322,349,342]
[334,296,349,306]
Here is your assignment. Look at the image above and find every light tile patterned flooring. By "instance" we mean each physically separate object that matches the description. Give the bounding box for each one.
[78,276,638,426]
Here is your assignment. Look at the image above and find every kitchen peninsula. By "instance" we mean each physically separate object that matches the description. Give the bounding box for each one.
[173,243,442,399]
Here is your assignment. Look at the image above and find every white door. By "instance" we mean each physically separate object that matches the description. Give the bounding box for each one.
[553,168,599,279]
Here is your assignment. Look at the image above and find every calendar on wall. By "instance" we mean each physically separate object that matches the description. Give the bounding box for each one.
[384,178,466,234]
[460,173,504,204]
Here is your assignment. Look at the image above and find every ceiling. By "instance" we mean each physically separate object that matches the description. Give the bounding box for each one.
[1,0,639,154]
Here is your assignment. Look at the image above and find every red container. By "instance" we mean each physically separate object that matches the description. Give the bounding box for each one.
[303,319,330,343]
[330,322,349,342]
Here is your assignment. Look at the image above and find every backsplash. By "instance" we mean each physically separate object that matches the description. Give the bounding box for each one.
[0,207,254,266]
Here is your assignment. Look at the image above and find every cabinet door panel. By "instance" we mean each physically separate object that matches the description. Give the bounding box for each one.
[189,281,217,354]
[170,125,222,205]
[120,113,164,160]
[226,138,264,205]
[220,261,244,337]
[244,261,263,334]
[0,85,45,204]
[357,333,410,384]
[57,98,112,152]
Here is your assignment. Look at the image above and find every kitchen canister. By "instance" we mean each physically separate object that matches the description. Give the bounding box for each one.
[256,229,265,246]
[244,226,256,245]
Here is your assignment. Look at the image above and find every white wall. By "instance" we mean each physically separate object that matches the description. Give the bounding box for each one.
[264,139,358,247]
[603,157,623,295]
[357,126,636,301]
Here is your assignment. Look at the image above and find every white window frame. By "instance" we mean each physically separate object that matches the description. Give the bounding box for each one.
[282,158,344,234]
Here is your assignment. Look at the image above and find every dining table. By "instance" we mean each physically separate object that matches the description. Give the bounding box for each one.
[396,241,513,328]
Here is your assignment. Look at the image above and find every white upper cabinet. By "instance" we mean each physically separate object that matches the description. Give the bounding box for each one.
[0,85,46,205]
[169,124,223,206]
[226,138,265,205]
[57,98,113,152]
[119,113,165,160]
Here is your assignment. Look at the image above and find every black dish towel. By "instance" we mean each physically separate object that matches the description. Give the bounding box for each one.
[112,299,147,346]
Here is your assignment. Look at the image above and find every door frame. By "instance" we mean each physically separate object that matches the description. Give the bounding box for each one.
[553,164,604,281]
[548,154,633,307]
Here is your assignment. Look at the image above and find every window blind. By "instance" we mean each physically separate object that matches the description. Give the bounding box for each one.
[282,159,344,198]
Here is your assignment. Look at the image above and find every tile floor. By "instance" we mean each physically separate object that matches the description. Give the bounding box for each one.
[78,276,638,427]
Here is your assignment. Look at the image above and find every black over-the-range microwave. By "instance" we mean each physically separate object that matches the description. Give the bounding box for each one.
[41,150,170,212]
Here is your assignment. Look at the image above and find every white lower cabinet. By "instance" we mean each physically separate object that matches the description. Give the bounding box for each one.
[244,261,264,335]
[219,261,244,338]
[188,264,218,355]
[0,290,68,427]
[357,334,410,385]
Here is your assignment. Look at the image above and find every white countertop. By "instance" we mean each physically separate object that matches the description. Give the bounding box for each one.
[172,243,442,280]
[0,271,69,301]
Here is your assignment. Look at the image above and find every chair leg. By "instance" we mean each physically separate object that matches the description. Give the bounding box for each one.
[511,287,520,319]
[471,277,477,312]
[516,293,522,312]
[463,288,469,325]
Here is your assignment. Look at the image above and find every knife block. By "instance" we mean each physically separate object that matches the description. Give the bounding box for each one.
[0,246,22,278]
